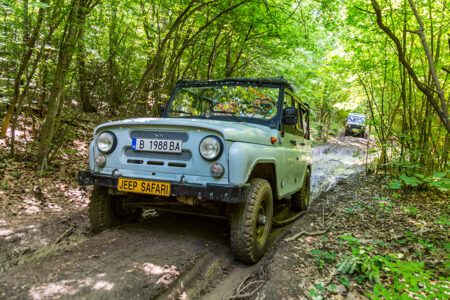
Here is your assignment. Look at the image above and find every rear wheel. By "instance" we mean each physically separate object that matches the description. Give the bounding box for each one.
[89,186,141,233]
[230,178,273,264]
[291,169,311,212]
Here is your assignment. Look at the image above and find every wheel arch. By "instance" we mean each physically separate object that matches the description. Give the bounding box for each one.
[248,162,278,200]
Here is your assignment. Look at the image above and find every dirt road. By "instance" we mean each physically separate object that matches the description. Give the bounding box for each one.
[0,135,368,299]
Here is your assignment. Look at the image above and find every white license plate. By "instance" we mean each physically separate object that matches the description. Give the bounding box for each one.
[132,138,182,153]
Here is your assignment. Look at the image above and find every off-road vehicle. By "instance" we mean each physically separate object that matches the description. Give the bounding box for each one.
[79,77,312,263]
[344,113,367,138]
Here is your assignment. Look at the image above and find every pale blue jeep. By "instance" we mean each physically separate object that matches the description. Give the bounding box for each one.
[79,77,312,263]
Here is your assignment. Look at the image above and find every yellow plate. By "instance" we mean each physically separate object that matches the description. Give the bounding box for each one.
[118,178,170,196]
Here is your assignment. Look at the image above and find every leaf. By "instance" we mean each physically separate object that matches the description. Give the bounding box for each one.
[315,283,325,292]
[399,173,422,187]
[430,180,450,192]
[388,179,402,189]
[432,172,446,178]
[30,1,51,8]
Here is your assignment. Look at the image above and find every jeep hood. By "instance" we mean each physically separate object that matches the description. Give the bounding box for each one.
[95,118,276,145]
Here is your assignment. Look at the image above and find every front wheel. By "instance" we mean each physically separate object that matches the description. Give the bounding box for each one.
[88,186,141,233]
[230,178,273,264]
[291,169,311,212]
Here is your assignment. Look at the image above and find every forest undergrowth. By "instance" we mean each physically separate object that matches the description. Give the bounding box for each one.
[265,174,450,300]
[0,113,106,217]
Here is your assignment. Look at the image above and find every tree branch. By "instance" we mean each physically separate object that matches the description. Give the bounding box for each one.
[355,6,375,14]
[370,0,450,133]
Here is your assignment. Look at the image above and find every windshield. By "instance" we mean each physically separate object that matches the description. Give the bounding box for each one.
[167,85,280,121]
[348,114,366,124]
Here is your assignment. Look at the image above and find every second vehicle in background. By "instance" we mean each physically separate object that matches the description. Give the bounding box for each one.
[344,113,367,138]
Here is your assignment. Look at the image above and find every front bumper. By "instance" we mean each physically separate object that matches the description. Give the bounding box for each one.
[78,170,248,203]
[346,127,364,134]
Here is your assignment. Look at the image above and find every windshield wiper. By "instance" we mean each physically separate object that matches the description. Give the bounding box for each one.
[211,110,235,115]
[168,109,193,116]
[209,112,243,122]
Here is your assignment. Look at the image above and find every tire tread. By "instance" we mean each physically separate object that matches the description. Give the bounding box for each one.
[230,178,273,264]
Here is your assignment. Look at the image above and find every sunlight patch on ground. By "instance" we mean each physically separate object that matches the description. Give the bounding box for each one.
[71,139,89,158]
[23,197,41,214]
[0,229,13,236]
[47,202,62,211]
[92,281,114,291]
[29,275,115,299]
[63,187,85,202]
[141,263,180,286]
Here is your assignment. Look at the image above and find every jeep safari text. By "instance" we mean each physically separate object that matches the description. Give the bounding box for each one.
[79,77,312,263]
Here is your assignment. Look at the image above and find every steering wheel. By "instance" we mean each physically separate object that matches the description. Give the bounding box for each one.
[247,105,265,114]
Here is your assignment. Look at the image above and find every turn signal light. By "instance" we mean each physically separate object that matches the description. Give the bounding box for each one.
[210,163,225,178]
[95,155,106,167]
[270,137,277,144]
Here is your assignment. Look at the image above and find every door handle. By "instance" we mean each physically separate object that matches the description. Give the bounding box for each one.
[300,142,306,146]
[290,140,297,145]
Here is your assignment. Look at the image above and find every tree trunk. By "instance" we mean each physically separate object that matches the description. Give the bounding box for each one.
[37,0,81,172]
[77,1,96,112]
[370,0,450,133]
[1,1,47,138]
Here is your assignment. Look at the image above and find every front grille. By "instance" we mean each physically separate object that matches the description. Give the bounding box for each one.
[124,148,192,161]
[130,130,189,142]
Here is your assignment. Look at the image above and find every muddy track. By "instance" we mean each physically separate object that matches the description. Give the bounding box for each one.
[0,135,368,300]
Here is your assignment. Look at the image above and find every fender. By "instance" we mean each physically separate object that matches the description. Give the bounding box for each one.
[228,141,284,198]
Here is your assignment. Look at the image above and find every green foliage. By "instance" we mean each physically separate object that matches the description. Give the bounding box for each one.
[29,1,51,8]
[376,197,394,212]
[388,170,449,192]
[339,234,360,246]
[337,247,382,284]
[371,260,449,300]
[311,249,336,269]
[429,173,450,192]
[399,173,422,187]
[434,215,450,227]
[338,276,349,287]
[338,232,449,299]
[402,206,418,216]
[388,179,402,190]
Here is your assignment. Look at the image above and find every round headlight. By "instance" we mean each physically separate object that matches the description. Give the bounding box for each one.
[97,131,117,154]
[199,136,223,161]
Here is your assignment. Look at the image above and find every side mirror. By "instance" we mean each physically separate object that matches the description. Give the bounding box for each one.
[282,107,298,126]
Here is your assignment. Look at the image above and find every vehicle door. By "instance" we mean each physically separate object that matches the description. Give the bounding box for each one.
[279,91,302,195]
[294,96,310,185]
